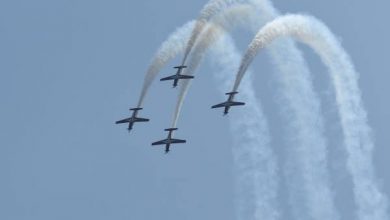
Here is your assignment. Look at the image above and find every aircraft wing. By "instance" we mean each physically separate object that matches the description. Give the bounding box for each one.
[229,101,245,106]
[115,118,130,124]
[160,75,177,81]
[135,117,149,122]
[170,139,186,144]
[152,139,167,145]
[211,102,227,109]
[178,75,194,79]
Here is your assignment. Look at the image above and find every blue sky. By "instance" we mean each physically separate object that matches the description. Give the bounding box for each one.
[1,1,389,219]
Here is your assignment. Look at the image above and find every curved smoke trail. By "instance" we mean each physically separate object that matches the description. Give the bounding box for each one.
[210,35,279,220]
[137,0,250,107]
[172,4,256,128]
[180,0,246,65]
[232,14,389,220]
[132,19,278,219]
[136,21,194,108]
[172,2,338,220]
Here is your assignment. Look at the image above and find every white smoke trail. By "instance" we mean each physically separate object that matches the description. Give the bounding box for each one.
[232,14,389,220]
[137,0,245,107]
[136,21,194,108]
[180,0,246,65]
[209,34,279,220]
[136,0,248,108]
[132,18,278,219]
[136,0,247,109]
[172,2,338,220]
[172,4,257,128]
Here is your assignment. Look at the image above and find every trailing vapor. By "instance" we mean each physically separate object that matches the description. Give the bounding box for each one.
[172,1,338,219]
[136,21,194,108]
[231,14,389,220]
[133,18,279,219]
[180,0,247,66]
[128,1,388,220]
[210,35,279,220]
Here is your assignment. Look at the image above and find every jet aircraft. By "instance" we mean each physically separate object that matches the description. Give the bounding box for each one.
[151,128,186,153]
[115,107,149,131]
[160,65,194,88]
[211,91,245,115]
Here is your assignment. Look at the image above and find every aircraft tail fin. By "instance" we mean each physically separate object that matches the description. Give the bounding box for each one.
[164,128,178,132]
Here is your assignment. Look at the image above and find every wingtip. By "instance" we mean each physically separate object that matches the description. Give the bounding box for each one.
[115,120,124,124]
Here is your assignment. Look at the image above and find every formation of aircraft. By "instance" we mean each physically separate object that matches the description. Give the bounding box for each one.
[115,108,149,131]
[151,128,186,154]
[211,91,245,115]
[116,66,246,154]
[160,65,194,88]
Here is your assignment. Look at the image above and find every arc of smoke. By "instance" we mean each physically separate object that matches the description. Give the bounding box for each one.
[209,35,279,220]
[172,1,339,220]
[172,4,257,128]
[131,17,278,219]
[136,21,195,108]
[180,0,246,65]
[232,14,389,220]
[174,6,282,220]
[136,0,246,108]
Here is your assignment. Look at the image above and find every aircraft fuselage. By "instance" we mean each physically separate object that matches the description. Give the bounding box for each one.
[151,128,186,153]
[211,91,245,115]
[160,66,194,88]
[115,108,149,131]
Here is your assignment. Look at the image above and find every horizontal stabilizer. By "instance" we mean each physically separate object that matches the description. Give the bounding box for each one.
[174,65,187,69]
[225,91,238,95]
[164,128,178,131]
[130,107,143,111]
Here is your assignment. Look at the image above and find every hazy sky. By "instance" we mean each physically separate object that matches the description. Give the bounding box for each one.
[1,1,389,220]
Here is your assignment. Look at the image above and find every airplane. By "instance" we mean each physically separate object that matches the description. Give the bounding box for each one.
[115,107,149,131]
[151,128,186,154]
[211,91,245,115]
[160,65,194,88]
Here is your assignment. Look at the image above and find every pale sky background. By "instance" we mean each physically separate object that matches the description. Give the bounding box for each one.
[0,1,389,220]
